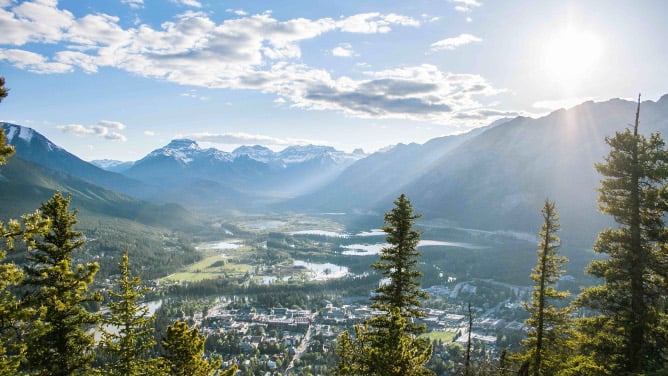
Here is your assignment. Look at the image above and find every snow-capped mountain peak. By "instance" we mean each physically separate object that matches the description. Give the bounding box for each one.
[147,138,202,164]
[232,145,275,163]
[2,123,63,152]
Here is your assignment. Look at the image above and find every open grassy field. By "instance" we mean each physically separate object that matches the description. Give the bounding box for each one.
[419,330,457,343]
[161,245,254,282]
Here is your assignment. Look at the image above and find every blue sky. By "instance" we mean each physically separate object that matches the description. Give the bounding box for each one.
[1,0,667,161]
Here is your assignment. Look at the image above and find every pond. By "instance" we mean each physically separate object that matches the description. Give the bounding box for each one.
[340,240,482,256]
[293,260,349,280]
[195,240,242,250]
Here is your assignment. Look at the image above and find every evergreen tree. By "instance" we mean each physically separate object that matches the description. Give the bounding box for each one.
[21,192,102,376]
[0,77,21,374]
[335,326,366,375]
[0,76,14,165]
[336,194,432,376]
[520,200,571,375]
[160,321,234,376]
[0,211,49,376]
[576,96,668,374]
[0,80,49,375]
[0,76,7,102]
[98,250,160,376]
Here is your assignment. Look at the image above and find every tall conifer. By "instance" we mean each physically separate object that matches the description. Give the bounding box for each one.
[521,200,571,375]
[336,194,432,376]
[99,250,160,375]
[160,321,233,376]
[577,96,668,374]
[21,192,101,376]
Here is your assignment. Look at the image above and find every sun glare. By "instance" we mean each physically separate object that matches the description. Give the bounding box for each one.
[542,28,603,88]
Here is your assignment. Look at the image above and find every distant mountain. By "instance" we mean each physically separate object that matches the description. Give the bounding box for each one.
[2,123,144,195]
[290,95,668,246]
[286,118,509,213]
[0,154,194,228]
[90,159,134,173]
[124,139,365,210]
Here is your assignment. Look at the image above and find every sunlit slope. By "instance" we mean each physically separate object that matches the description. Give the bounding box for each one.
[293,95,668,245]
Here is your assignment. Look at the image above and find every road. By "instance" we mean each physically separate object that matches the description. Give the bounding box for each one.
[284,324,312,374]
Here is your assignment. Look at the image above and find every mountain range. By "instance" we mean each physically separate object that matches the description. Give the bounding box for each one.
[3,94,668,247]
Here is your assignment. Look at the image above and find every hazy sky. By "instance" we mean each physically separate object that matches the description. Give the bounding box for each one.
[1,0,667,161]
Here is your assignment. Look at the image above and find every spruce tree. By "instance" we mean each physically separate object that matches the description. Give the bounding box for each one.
[576,96,668,374]
[0,76,7,102]
[98,250,160,376]
[336,194,432,376]
[0,211,48,376]
[370,193,429,332]
[0,76,14,164]
[21,192,102,376]
[0,77,21,374]
[160,321,233,376]
[520,200,571,375]
[0,77,49,375]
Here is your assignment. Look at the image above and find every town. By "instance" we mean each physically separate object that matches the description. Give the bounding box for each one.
[152,276,568,375]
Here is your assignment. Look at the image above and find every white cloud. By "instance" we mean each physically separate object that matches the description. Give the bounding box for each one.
[121,0,143,9]
[0,4,505,126]
[185,132,322,147]
[283,64,503,124]
[104,132,127,141]
[181,89,209,101]
[0,0,73,45]
[449,0,482,13]
[172,0,202,8]
[97,120,126,130]
[144,130,156,136]
[57,124,97,136]
[338,12,419,33]
[421,14,441,23]
[430,33,482,51]
[0,48,71,73]
[331,43,355,57]
[56,121,127,141]
[226,8,248,16]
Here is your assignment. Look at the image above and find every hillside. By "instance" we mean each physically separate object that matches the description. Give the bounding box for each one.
[290,95,668,246]
[2,123,145,197]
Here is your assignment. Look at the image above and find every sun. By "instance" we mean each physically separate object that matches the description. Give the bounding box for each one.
[542,28,603,88]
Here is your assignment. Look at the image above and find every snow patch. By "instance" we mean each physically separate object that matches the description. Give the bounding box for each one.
[4,126,17,143]
[18,126,33,143]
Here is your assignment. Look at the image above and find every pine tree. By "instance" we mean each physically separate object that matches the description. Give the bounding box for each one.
[160,321,234,376]
[335,326,366,375]
[370,193,429,332]
[336,194,432,376]
[576,96,668,374]
[0,211,48,376]
[98,250,160,376]
[0,76,14,165]
[0,76,7,102]
[21,192,102,376]
[0,77,21,374]
[0,79,49,375]
[520,200,571,375]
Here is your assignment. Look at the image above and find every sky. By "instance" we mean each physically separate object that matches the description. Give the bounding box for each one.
[1,0,667,161]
